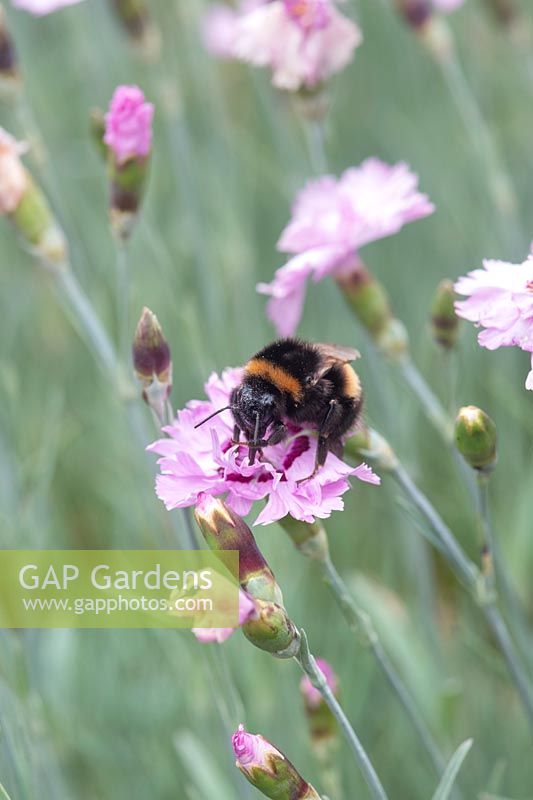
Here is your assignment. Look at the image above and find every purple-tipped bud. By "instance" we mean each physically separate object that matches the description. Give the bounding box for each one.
[133,307,172,422]
[396,0,432,29]
[0,6,19,92]
[232,725,321,799]
[455,406,497,471]
[110,0,161,60]
[195,495,282,604]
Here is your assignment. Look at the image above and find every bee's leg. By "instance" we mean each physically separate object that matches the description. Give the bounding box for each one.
[232,425,241,445]
[246,424,288,464]
[299,400,342,483]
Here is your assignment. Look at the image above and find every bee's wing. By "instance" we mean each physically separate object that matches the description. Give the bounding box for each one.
[312,342,361,381]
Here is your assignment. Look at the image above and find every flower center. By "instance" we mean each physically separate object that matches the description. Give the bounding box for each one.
[283,0,331,30]
[527,280,533,292]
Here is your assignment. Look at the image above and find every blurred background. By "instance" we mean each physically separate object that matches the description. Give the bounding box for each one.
[0,0,532,797]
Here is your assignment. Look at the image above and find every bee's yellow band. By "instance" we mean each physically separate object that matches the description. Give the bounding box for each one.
[245,359,303,401]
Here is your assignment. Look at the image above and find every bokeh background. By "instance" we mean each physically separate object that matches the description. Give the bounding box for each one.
[1,1,532,798]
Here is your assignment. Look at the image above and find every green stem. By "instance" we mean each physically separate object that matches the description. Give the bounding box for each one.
[115,242,130,366]
[304,119,328,175]
[320,555,447,780]
[56,268,120,383]
[398,358,453,444]
[390,461,533,731]
[297,631,389,800]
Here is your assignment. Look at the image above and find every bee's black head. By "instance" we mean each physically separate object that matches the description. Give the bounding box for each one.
[230,378,284,441]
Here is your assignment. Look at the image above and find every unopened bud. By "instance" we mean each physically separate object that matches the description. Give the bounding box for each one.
[396,0,432,30]
[336,263,392,337]
[395,0,453,62]
[431,279,461,350]
[110,0,161,60]
[243,598,300,658]
[485,0,516,27]
[133,307,172,421]
[0,128,67,268]
[455,406,497,471]
[232,725,321,799]
[0,5,19,96]
[345,426,399,472]
[194,494,282,605]
[279,516,329,562]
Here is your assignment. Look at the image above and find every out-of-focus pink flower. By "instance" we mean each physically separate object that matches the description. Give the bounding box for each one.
[232,0,362,91]
[104,85,154,165]
[192,588,257,643]
[432,0,465,12]
[0,128,27,215]
[455,257,533,391]
[257,159,434,336]
[11,0,84,14]
[300,658,338,707]
[201,1,269,59]
[148,368,379,526]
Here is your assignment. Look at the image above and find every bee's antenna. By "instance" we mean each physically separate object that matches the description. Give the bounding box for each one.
[249,412,261,466]
[194,406,232,429]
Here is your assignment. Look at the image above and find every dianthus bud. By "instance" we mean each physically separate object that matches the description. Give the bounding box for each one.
[395,0,453,62]
[345,425,399,472]
[110,0,161,60]
[431,279,461,350]
[132,307,172,422]
[485,0,516,26]
[104,84,154,240]
[194,494,283,605]
[0,128,67,267]
[243,597,300,658]
[279,516,329,562]
[335,264,409,361]
[0,5,19,95]
[455,406,497,471]
[232,725,321,800]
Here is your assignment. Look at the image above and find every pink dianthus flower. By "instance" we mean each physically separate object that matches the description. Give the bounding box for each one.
[0,128,27,215]
[104,85,154,165]
[11,0,84,14]
[257,159,434,336]
[231,0,362,91]
[455,257,533,390]
[192,588,258,644]
[148,368,379,527]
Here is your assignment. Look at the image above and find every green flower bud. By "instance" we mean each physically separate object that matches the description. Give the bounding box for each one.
[194,495,283,605]
[431,279,461,350]
[278,516,329,562]
[243,598,300,658]
[232,725,321,800]
[455,406,497,471]
[345,426,399,472]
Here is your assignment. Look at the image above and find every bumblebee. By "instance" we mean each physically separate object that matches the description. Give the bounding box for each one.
[197,338,363,481]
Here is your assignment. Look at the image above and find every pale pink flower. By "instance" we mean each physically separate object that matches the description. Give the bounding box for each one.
[300,658,338,707]
[257,159,434,336]
[11,0,84,14]
[455,257,533,390]
[0,128,27,215]
[201,1,267,58]
[104,85,154,165]
[232,0,362,91]
[148,368,379,526]
[192,588,257,643]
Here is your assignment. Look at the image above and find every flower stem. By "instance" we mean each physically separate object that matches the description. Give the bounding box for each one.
[320,555,448,780]
[397,358,453,444]
[296,630,389,800]
[390,461,533,731]
[56,268,121,383]
[115,241,130,366]
[304,120,328,175]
